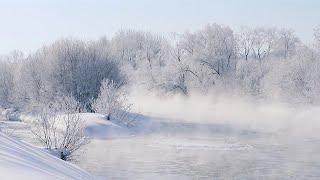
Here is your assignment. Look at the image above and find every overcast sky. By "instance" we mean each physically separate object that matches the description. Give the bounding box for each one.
[0,0,319,55]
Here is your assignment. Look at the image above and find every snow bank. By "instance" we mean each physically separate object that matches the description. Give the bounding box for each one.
[82,113,130,139]
[0,133,94,180]
[19,112,130,140]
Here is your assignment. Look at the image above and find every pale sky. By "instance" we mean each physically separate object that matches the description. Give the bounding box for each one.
[0,0,319,55]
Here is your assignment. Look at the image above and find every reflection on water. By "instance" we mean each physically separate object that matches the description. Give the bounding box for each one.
[76,120,320,179]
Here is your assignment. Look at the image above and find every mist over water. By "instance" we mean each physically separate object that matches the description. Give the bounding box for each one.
[131,92,320,136]
[77,92,320,179]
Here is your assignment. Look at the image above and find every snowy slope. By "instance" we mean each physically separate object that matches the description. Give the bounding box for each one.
[0,133,94,180]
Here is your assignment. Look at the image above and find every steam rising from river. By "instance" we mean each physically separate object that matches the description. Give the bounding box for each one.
[130,91,320,137]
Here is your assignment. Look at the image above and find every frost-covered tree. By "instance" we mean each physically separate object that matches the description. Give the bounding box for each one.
[11,39,124,112]
[313,26,320,51]
[237,27,255,61]
[0,61,14,107]
[92,79,131,121]
[273,29,300,59]
[32,95,88,161]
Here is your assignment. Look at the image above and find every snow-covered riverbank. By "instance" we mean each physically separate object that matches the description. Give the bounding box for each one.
[0,132,93,180]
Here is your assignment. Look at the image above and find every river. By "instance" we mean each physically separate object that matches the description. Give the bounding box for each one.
[75,119,320,179]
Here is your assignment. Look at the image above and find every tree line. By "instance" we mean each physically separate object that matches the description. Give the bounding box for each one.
[0,24,320,111]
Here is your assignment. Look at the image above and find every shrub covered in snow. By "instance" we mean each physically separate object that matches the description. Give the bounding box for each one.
[32,96,88,161]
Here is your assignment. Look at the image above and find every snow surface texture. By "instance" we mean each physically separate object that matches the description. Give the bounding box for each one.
[0,132,94,180]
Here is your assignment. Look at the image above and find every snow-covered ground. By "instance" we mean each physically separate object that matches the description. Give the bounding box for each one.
[0,132,93,180]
